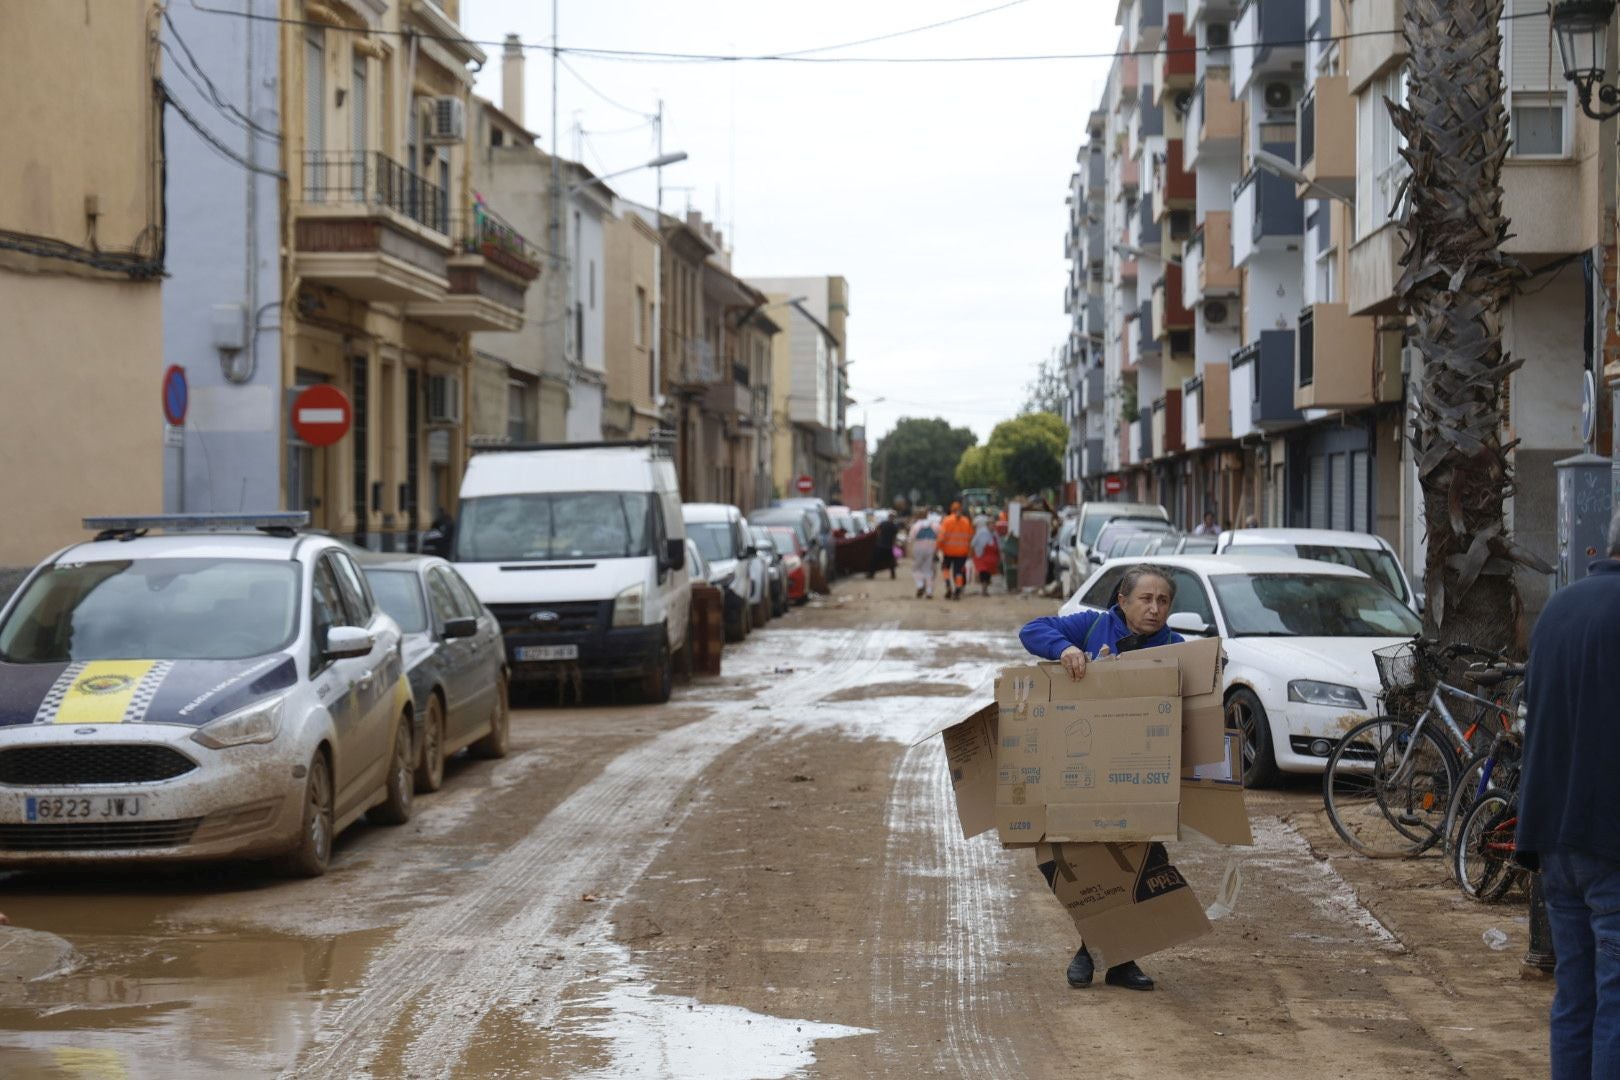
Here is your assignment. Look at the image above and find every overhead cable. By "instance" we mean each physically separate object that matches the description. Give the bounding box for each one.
[159,81,288,179]
[163,11,282,140]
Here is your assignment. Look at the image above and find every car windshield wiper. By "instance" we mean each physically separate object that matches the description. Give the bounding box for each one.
[1235,630,1302,637]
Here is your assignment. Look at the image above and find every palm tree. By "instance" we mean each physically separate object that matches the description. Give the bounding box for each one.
[1390,0,1550,650]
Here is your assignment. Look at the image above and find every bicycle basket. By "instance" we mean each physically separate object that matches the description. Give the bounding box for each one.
[1373,641,1423,694]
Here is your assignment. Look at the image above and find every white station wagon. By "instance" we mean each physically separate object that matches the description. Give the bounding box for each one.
[1061,555,1422,785]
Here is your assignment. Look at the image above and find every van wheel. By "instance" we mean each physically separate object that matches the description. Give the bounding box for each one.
[277,750,333,878]
[470,673,511,759]
[369,713,414,825]
[642,633,674,704]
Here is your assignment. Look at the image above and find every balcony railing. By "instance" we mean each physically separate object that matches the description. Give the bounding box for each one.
[302,151,449,235]
[457,203,541,280]
[1234,329,1302,429]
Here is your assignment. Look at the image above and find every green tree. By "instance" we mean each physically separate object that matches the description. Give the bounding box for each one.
[958,412,1066,498]
[990,411,1066,496]
[955,444,998,490]
[872,417,978,508]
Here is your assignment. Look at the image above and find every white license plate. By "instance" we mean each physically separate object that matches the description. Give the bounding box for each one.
[516,644,579,662]
[26,794,147,822]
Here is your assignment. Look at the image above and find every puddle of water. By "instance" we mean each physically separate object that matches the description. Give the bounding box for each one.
[551,944,874,1080]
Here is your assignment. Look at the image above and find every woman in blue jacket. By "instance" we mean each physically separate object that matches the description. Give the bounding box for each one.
[1017,563,1183,992]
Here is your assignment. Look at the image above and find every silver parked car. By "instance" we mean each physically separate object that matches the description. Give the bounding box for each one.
[0,514,415,877]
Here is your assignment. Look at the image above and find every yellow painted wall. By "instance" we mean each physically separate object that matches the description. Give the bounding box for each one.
[0,275,162,564]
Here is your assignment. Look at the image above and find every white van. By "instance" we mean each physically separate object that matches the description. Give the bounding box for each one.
[447,441,691,703]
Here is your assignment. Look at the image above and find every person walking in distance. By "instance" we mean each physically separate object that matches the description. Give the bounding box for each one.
[1016,564,1185,992]
[869,513,900,580]
[1515,511,1620,1078]
[938,501,975,600]
[1193,510,1221,536]
[971,513,1000,596]
[907,511,939,599]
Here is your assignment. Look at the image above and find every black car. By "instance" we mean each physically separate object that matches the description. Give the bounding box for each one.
[359,555,509,793]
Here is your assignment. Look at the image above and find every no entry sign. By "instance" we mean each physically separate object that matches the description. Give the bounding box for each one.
[162,365,188,427]
[1103,474,1124,495]
[292,384,352,447]
[794,474,815,494]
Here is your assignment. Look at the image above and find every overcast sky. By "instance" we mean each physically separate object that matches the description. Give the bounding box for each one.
[463,0,1117,445]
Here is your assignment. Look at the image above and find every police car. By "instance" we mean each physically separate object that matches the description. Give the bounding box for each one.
[0,514,415,876]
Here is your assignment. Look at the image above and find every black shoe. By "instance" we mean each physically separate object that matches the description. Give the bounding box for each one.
[1066,946,1094,988]
[1104,961,1154,991]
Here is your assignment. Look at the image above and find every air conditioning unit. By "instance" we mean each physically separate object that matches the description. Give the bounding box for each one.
[1263,82,1295,112]
[1205,300,1230,326]
[426,374,462,425]
[425,96,466,144]
[1206,23,1231,48]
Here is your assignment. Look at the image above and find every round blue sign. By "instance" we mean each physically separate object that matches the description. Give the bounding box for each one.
[162,365,188,427]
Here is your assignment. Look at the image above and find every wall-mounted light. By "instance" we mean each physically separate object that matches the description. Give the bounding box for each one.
[1554,0,1620,120]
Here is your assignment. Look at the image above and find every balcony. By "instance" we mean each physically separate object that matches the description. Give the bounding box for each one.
[1083,436,1106,478]
[1152,265,1193,340]
[1150,390,1184,458]
[706,379,752,416]
[1088,147,1106,193]
[1081,366,1106,412]
[1120,155,1141,193]
[1138,301,1162,358]
[1152,15,1196,106]
[1234,330,1302,431]
[1138,196,1162,246]
[1118,54,1140,104]
[1231,165,1304,267]
[1125,0,1165,52]
[1137,414,1153,465]
[1086,218,1105,264]
[673,338,724,389]
[294,151,453,303]
[406,204,541,332]
[1152,141,1197,222]
[1298,76,1356,201]
[1294,303,1379,410]
[1191,362,1233,445]
[1232,0,1307,97]
[1189,69,1241,167]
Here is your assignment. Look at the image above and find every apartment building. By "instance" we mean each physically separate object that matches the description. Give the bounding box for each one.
[748,276,852,501]
[1067,0,1593,616]
[1,0,165,565]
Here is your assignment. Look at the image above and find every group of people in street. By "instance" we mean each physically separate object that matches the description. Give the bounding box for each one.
[898,502,1003,599]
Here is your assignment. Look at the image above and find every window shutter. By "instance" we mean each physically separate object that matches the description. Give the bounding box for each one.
[1507,0,1555,91]
[352,62,367,154]
[1309,455,1327,528]
[1330,453,1348,530]
[305,31,325,154]
[1351,450,1370,532]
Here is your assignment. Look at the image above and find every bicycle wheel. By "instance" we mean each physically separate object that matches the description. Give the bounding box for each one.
[1453,793,1521,902]
[1324,716,1458,858]
[1442,752,1492,863]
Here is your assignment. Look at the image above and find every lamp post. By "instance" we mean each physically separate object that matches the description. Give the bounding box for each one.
[565,151,689,196]
[1554,0,1620,119]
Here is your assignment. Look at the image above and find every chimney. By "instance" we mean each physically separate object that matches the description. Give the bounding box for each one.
[502,34,525,128]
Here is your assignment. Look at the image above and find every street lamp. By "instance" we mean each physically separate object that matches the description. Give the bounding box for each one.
[1113,242,1181,266]
[1554,0,1620,120]
[1251,148,1356,206]
[566,151,689,195]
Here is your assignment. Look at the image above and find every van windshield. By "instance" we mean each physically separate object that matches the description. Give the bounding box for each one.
[455,493,652,562]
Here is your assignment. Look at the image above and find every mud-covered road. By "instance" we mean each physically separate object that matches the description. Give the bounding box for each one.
[0,575,1551,1078]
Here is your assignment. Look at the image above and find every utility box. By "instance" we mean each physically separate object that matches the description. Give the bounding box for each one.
[1555,453,1612,589]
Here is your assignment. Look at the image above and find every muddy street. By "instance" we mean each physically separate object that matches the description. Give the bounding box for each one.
[0,576,1550,1078]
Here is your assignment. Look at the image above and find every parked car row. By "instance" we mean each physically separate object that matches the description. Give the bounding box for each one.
[0,514,507,877]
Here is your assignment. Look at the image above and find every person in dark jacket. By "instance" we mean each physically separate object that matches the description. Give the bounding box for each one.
[1017,564,1184,992]
[1516,512,1620,1079]
[868,514,900,579]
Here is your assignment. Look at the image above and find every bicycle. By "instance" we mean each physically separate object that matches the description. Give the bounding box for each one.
[1452,781,1528,902]
[1322,638,1521,858]
[1441,667,1526,863]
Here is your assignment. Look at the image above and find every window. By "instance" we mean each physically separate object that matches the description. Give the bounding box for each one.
[351,59,367,155]
[635,286,647,347]
[364,569,428,633]
[506,379,529,443]
[310,559,345,667]
[328,552,374,626]
[1354,69,1409,241]
[305,30,325,156]
[589,259,597,309]
[424,568,462,627]
[441,568,486,619]
[1503,0,1570,157]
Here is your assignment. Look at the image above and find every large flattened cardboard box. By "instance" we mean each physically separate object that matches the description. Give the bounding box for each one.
[924,637,1249,846]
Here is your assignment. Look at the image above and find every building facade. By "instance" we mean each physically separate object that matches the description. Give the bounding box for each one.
[2,0,165,565]
[747,276,852,501]
[1066,0,1596,622]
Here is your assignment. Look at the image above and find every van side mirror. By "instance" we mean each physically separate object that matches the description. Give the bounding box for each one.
[665,538,687,571]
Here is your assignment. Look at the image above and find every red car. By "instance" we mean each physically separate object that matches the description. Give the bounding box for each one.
[763,525,810,604]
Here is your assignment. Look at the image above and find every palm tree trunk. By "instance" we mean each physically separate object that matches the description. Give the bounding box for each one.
[1391,0,1548,650]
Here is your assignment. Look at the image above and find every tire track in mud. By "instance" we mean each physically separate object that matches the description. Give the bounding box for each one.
[868,733,1028,1074]
[287,623,900,1079]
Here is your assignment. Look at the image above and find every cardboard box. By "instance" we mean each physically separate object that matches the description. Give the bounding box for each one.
[1036,841,1212,966]
[919,636,1249,846]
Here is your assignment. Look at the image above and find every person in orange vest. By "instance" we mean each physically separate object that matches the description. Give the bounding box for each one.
[937,501,975,600]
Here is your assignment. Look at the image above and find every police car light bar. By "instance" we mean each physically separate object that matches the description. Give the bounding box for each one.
[84,513,311,537]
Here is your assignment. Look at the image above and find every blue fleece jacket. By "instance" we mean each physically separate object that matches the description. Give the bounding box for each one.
[1019,605,1184,661]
